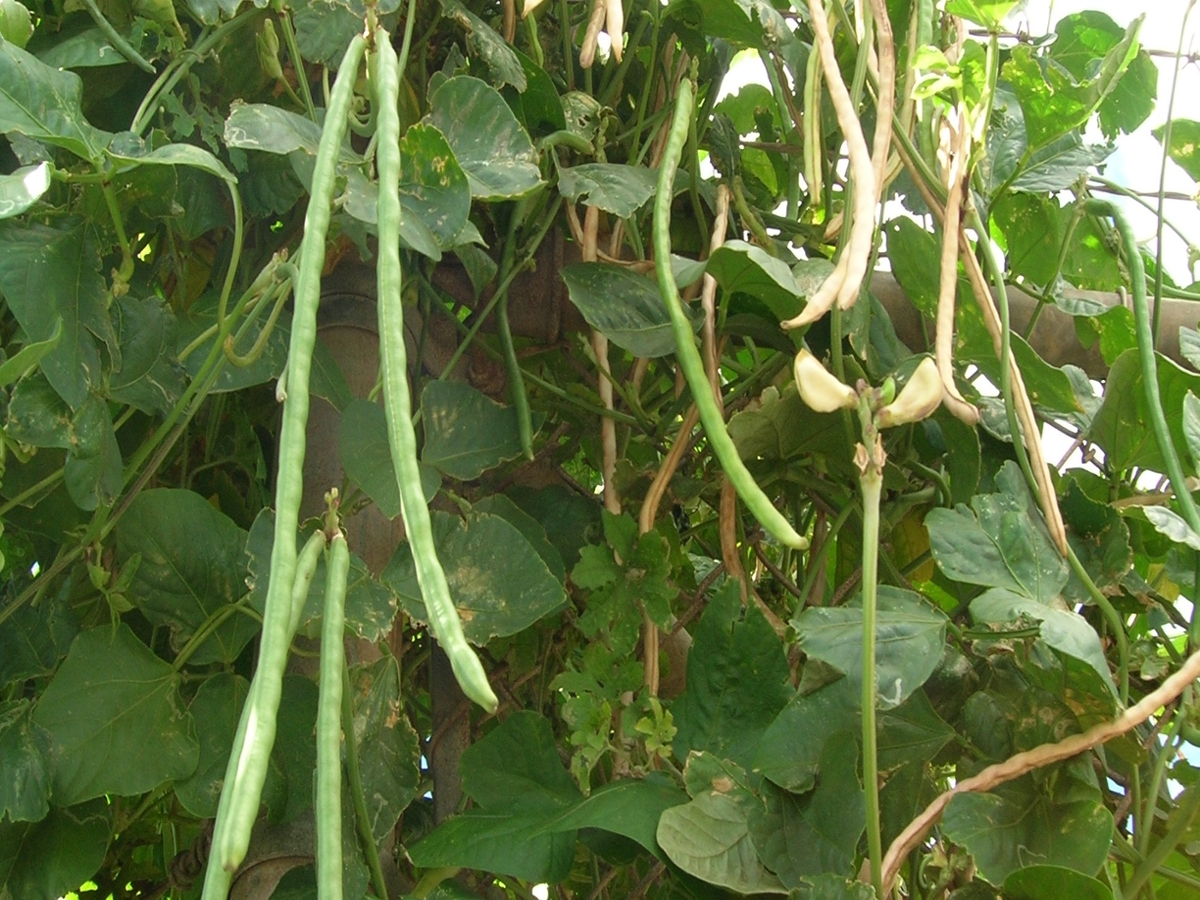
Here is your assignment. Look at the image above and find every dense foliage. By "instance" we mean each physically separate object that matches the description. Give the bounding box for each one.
[2,0,1200,898]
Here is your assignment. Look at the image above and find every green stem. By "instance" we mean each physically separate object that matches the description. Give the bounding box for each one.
[81,0,156,73]
[1086,199,1200,535]
[100,180,134,281]
[342,660,390,900]
[1125,783,1200,899]
[856,429,884,898]
[277,11,316,120]
[1066,545,1129,703]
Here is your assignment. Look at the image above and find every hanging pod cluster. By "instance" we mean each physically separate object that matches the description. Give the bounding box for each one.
[201,26,495,900]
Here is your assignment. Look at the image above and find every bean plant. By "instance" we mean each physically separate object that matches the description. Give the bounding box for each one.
[1,0,1200,899]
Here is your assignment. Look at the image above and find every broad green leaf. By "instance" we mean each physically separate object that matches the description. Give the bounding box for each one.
[705,240,804,322]
[877,689,956,773]
[421,379,531,479]
[224,102,360,162]
[1088,348,1200,475]
[245,510,400,642]
[557,163,658,218]
[1143,506,1200,552]
[1051,11,1155,139]
[0,799,111,900]
[885,217,940,313]
[411,711,580,882]
[0,221,113,409]
[290,0,370,66]
[560,262,701,358]
[174,673,250,817]
[36,26,141,69]
[400,122,471,249]
[428,76,543,200]
[174,293,288,393]
[260,674,319,823]
[116,489,257,665]
[507,483,601,568]
[942,762,1113,884]
[0,0,32,47]
[108,295,187,415]
[726,383,855,473]
[63,410,121,511]
[789,875,876,900]
[0,38,111,161]
[970,588,1117,698]
[1155,119,1200,183]
[32,624,199,806]
[408,809,577,882]
[1186,391,1200,470]
[749,732,864,885]
[668,0,797,59]
[0,700,50,822]
[107,133,237,185]
[0,160,49,218]
[5,381,106,454]
[439,0,525,90]
[0,317,59,386]
[1002,17,1141,151]
[673,582,793,771]
[473,493,565,582]
[926,462,1068,602]
[794,586,946,710]
[0,589,77,683]
[1003,864,1113,900]
[944,0,1016,27]
[534,775,688,858]
[657,791,787,894]
[382,510,567,643]
[992,193,1063,285]
[1182,325,1200,370]
[338,398,441,519]
[350,656,420,841]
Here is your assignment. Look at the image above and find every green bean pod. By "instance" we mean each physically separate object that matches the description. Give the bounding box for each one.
[203,35,368,897]
[652,81,809,550]
[316,532,349,900]
[372,27,498,712]
[288,529,327,636]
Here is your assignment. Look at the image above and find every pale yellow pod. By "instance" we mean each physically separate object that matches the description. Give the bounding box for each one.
[793,349,857,412]
[876,357,942,427]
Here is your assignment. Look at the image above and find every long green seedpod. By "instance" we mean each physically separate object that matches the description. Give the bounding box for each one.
[652,79,809,551]
[372,26,498,712]
[202,34,368,899]
[316,531,349,900]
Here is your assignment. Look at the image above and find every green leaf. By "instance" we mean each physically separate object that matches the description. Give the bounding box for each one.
[657,790,788,894]
[749,732,864,885]
[1186,392,1200,470]
[439,0,525,90]
[174,293,288,393]
[245,510,400,642]
[1154,118,1200,183]
[673,582,793,771]
[224,102,360,162]
[0,317,60,387]
[35,26,141,69]
[794,586,946,710]
[0,221,114,409]
[107,295,186,415]
[1088,348,1200,475]
[0,799,111,900]
[944,0,1017,28]
[941,761,1113,884]
[338,398,441,519]
[173,673,250,817]
[726,383,855,472]
[290,0,369,66]
[0,0,32,47]
[108,132,237,184]
[926,462,1068,601]
[260,674,319,823]
[0,160,49,218]
[473,494,565,582]
[789,874,877,900]
[0,38,111,161]
[421,379,531,479]
[32,624,199,806]
[560,262,701,358]
[63,409,121,511]
[116,489,256,665]
[0,700,51,822]
[350,656,420,841]
[411,711,581,882]
[1051,11,1155,139]
[1003,865,1113,900]
[1002,17,1141,151]
[400,122,471,249]
[557,163,658,218]
[877,688,956,772]
[970,589,1118,698]
[428,76,543,200]
[0,589,77,684]
[382,509,567,643]
[1143,506,1200,552]
[534,775,688,858]
[705,240,804,322]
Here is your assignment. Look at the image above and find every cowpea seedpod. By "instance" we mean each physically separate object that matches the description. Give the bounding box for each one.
[794,349,857,412]
[876,357,942,427]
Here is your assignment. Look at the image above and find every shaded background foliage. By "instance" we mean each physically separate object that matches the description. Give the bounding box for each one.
[0,0,1199,898]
